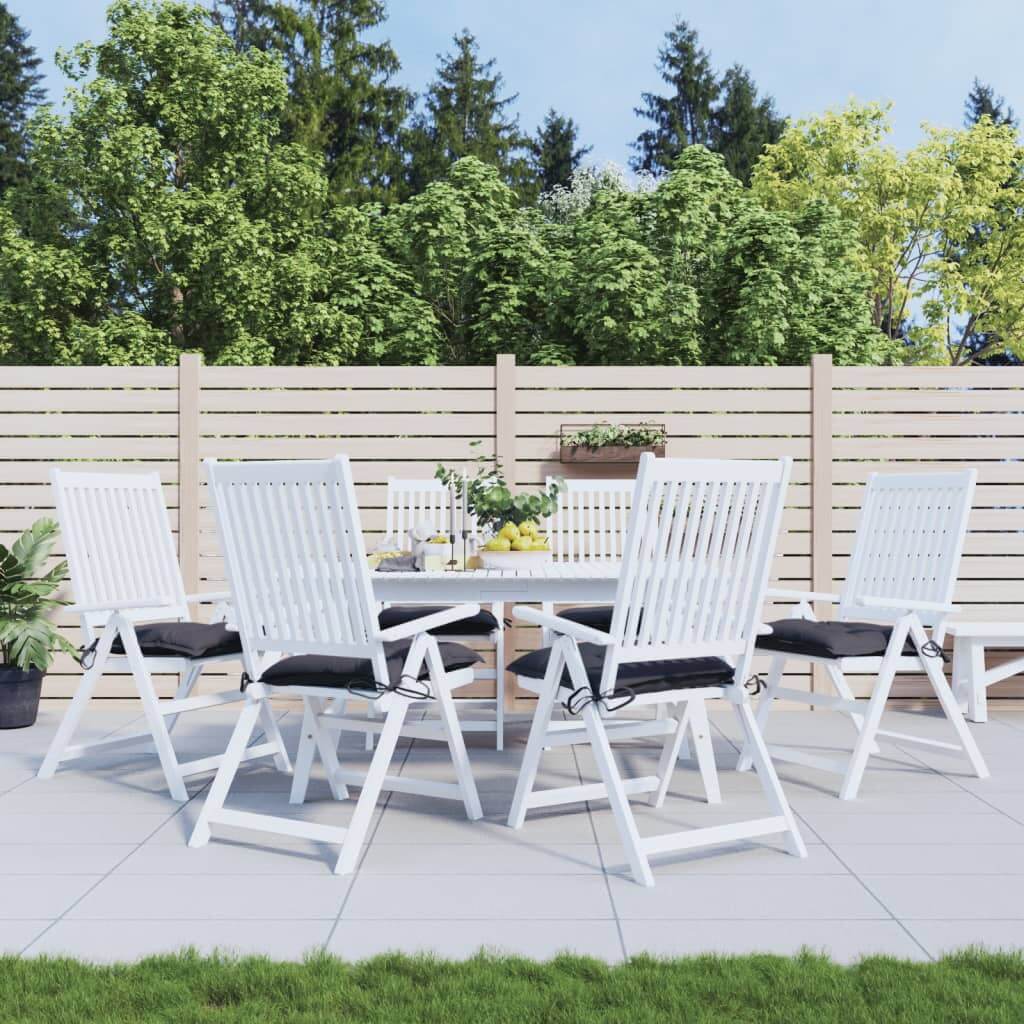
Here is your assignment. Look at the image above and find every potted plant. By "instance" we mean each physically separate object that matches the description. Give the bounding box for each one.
[0,519,76,729]
[560,422,667,463]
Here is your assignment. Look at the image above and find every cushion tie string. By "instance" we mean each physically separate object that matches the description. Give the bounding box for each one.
[918,639,949,663]
[562,685,636,716]
[341,675,434,702]
[77,639,99,670]
[744,674,765,696]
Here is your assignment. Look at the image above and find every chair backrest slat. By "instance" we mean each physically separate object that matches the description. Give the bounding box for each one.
[206,457,379,666]
[51,469,188,632]
[839,471,976,627]
[603,456,792,694]
[386,478,451,544]
[546,477,634,563]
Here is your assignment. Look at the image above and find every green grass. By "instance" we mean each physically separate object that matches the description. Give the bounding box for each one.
[3,949,1024,1023]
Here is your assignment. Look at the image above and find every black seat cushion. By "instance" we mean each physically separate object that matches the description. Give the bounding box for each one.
[757,619,917,660]
[559,606,614,631]
[378,604,500,637]
[260,640,481,691]
[110,621,242,660]
[508,643,734,698]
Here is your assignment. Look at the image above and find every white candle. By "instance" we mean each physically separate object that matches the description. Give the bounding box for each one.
[449,482,457,538]
[461,471,468,535]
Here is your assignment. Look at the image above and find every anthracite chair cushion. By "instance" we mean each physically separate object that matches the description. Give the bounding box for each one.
[378,604,499,636]
[111,621,242,660]
[757,619,917,660]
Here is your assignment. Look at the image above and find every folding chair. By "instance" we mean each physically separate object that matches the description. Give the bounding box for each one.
[189,457,482,875]
[507,454,806,887]
[737,470,989,800]
[373,477,505,748]
[38,469,288,801]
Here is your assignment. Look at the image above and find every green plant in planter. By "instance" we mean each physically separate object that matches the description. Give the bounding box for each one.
[436,448,561,536]
[564,422,667,449]
[0,519,76,672]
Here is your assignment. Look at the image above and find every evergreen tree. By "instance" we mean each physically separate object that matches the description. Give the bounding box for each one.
[964,77,1017,128]
[631,19,718,174]
[712,64,784,184]
[631,18,784,182]
[0,2,44,195]
[404,29,528,196]
[529,108,591,194]
[212,0,413,204]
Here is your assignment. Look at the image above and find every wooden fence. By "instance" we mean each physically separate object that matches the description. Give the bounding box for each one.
[2,353,1023,704]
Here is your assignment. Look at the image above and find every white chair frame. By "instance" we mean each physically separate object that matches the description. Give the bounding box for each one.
[509,454,806,886]
[380,477,505,749]
[38,469,287,801]
[737,470,989,800]
[190,457,482,874]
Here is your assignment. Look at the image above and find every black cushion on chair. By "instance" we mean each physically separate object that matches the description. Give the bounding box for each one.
[259,640,481,691]
[559,606,614,631]
[110,621,243,660]
[507,644,734,698]
[757,619,917,660]
[378,604,500,637]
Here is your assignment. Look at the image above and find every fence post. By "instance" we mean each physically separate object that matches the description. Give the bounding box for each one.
[810,353,834,697]
[178,352,202,596]
[495,354,519,705]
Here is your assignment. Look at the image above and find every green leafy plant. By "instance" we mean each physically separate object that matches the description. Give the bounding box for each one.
[564,422,667,449]
[436,445,561,535]
[0,519,76,672]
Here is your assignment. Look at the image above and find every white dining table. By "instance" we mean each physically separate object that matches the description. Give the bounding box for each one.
[370,562,621,606]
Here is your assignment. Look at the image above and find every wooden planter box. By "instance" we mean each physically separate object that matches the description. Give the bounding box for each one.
[559,424,666,464]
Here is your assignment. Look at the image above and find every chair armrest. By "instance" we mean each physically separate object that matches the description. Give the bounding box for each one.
[765,588,842,603]
[512,605,614,646]
[377,603,482,643]
[68,597,176,616]
[857,595,960,615]
[184,591,231,605]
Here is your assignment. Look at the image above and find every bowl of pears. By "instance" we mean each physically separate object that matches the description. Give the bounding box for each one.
[479,520,552,569]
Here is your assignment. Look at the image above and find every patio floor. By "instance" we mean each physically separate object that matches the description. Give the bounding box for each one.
[2,699,1024,964]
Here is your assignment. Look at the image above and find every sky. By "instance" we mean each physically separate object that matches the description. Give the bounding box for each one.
[10,0,1024,166]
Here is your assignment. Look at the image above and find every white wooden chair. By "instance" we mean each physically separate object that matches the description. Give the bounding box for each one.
[507,454,806,886]
[376,477,505,748]
[738,470,989,800]
[38,469,288,801]
[189,457,482,875]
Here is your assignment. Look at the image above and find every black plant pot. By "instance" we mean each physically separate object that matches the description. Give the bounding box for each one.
[0,665,44,729]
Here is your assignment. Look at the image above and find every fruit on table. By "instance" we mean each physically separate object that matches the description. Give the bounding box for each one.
[484,537,512,552]
[428,535,449,544]
[498,522,520,542]
[531,538,550,550]
[510,537,534,552]
[517,520,539,538]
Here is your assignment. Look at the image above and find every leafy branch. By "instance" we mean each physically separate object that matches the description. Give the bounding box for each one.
[563,422,667,449]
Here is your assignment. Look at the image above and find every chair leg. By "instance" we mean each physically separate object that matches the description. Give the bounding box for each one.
[737,655,784,772]
[119,627,188,802]
[166,664,203,734]
[38,624,117,780]
[289,698,318,805]
[434,679,483,820]
[583,701,655,887]
[689,698,721,804]
[310,696,347,800]
[189,697,262,847]
[494,623,505,752]
[333,699,409,876]
[825,663,880,754]
[838,625,906,801]
[257,696,292,773]
[650,702,691,807]
[909,621,989,780]
[507,677,559,829]
[734,698,807,858]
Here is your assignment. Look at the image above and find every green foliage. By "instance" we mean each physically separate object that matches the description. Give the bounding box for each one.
[0,518,75,672]
[435,452,560,535]
[564,423,666,448]
[528,109,592,196]
[632,19,783,184]
[0,2,44,195]
[965,77,1017,129]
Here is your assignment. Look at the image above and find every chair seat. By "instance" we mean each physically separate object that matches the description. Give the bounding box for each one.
[508,644,734,697]
[111,621,242,660]
[378,604,500,637]
[757,619,917,660]
[559,606,614,630]
[260,640,481,691]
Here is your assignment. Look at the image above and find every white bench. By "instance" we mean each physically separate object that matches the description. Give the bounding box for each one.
[948,622,1024,723]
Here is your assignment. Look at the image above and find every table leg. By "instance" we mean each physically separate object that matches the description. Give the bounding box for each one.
[967,640,987,724]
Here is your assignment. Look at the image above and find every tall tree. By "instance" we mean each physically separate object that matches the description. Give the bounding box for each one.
[631,18,784,182]
[212,0,413,204]
[0,2,45,195]
[631,19,718,174]
[965,77,1017,128]
[404,29,528,196]
[712,64,784,184]
[528,108,591,194]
